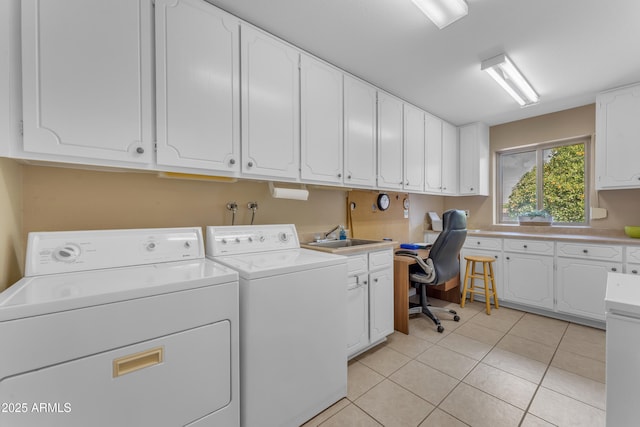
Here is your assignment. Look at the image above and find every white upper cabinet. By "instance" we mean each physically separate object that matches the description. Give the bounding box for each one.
[300,54,343,184]
[424,113,443,193]
[459,122,489,196]
[377,92,404,190]
[425,114,458,195]
[21,0,154,166]
[344,75,377,188]
[0,0,20,156]
[240,25,300,180]
[595,83,640,190]
[155,0,240,174]
[441,121,459,195]
[403,104,425,193]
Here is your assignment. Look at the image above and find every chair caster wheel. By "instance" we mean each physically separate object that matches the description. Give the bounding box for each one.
[437,325,444,333]
[453,315,460,322]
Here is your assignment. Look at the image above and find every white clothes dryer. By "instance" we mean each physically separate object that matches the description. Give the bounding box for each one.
[0,227,239,427]
[206,224,348,427]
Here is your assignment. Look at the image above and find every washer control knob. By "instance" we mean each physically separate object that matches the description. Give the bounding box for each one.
[278,232,289,242]
[53,244,81,263]
[184,241,191,249]
[248,236,253,243]
[146,242,157,251]
[221,238,228,244]
[235,238,241,243]
[259,236,265,242]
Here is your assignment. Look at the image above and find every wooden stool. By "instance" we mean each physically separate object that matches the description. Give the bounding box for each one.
[461,255,498,314]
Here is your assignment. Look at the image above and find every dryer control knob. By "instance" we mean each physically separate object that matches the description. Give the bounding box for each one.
[53,244,81,263]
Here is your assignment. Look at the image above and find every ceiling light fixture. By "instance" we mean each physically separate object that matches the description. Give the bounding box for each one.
[410,0,468,29]
[481,53,539,107]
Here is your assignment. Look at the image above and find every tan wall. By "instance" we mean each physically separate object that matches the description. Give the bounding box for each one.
[0,158,23,291]
[445,104,640,231]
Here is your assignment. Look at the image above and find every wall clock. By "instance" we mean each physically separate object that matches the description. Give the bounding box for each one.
[377,193,390,211]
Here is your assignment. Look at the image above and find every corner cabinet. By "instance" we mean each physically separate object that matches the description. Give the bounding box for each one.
[344,75,377,188]
[403,104,425,193]
[240,25,300,180]
[595,83,640,190]
[346,249,394,359]
[459,122,489,196]
[155,0,240,174]
[20,0,154,166]
[300,54,343,185]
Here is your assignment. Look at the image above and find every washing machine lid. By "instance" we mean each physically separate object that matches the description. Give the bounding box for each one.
[605,272,640,318]
[0,259,237,321]
[210,248,346,280]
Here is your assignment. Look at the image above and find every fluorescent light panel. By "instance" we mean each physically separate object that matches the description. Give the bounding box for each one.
[411,0,468,29]
[481,53,539,107]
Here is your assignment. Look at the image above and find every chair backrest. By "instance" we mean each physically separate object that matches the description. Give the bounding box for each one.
[427,209,467,285]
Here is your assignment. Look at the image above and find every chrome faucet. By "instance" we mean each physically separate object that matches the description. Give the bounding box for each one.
[323,225,341,240]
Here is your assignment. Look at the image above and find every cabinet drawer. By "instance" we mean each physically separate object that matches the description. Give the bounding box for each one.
[463,236,502,251]
[627,246,640,264]
[557,242,623,261]
[347,254,368,275]
[369,249,393,271]
[503,239,553,255]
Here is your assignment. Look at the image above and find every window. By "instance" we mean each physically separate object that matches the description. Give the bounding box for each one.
[497,138,589,225]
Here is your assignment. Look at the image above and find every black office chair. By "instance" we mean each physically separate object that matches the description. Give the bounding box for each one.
[396,209,467,333]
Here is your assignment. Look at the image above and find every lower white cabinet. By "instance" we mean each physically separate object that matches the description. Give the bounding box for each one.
[503,252,554,310]
[626,246,640,276]
[460,247,503,303]
[346,249,393,358]
[556,242,623,321]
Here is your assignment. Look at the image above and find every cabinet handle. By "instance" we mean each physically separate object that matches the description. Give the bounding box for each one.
[470,187,474,191]
[406,181,410,186]
[494,255,498,259]
[229,158,236,165]
[523,245,528,249]
[611,267,617,272]
[633,270,638,274]
[374,278,378,283]
[477,241,481,245]
[338,173,342,178]
[136,147,144,154]
[506,256,510,260]
[363,280,368,285]
[347,175,352,179]
[247,161,253,167]
[583,249,588,254]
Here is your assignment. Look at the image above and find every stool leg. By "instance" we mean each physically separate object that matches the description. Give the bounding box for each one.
[469,260,476,302]
[489,261,498,309]
[461,259,471,308]
[483,261,491,315]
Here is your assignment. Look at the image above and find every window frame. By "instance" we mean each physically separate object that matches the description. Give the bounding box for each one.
[496,136,591,225]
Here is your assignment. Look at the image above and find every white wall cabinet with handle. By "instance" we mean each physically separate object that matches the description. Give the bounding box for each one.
[459,122,489,196]
[377,92,404,190]
[403,104,425,193]
[240,24,300,180]
[344,75,377,189]
[20,0,154,166]
[155,0,240,174]
[300,54,344,185]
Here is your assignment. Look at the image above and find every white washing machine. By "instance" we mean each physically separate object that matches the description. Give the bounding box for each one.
[0,227,239,427]
[206,224,347,427]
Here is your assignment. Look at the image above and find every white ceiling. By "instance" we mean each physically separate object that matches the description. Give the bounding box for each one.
[204,0,640,126]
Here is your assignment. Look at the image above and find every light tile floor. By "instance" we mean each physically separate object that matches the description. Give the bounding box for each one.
[303,299,606,427]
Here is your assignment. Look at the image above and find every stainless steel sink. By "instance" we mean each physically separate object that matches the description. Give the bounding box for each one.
[305,239,382,248]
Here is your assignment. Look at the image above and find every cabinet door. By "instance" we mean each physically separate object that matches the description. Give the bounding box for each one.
[300,54,343,184]
[369,268,394,343]
[344,75,377,188]
[0,0,20,155]
[441,121,459,195]
[241,25,299,179]
[459,122,489,195]
[556,258,621,321]
[21,0,153,165]
[502,253,554,309]
[347,274,369,357]
[595,84,640,189]
[404,104,425,192]
[155,0,239,173]
[377,92,404,190]
[460,248,503,303]
[424,113,443,193]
